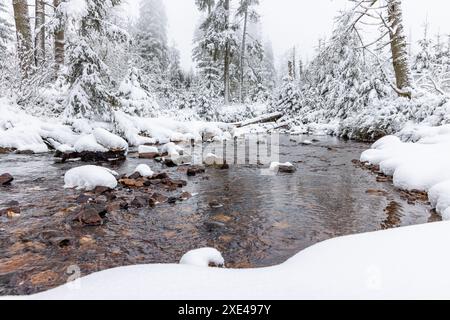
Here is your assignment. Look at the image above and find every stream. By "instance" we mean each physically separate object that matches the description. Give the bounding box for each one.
[0,134,437,295]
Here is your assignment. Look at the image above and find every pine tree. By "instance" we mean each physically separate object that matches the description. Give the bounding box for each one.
[0,1,13,56]
[135,0,169,76]
[194,0,239,104]
[261,40,277,92]
[412,23,433,74]
[236,0,260,103]
[118,67,159,117]
[64,0,125,121]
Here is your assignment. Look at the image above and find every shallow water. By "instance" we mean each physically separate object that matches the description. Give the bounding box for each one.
[0,135,436,295]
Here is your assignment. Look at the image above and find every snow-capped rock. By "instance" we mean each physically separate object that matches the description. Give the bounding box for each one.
[204,153,224,166]
[269,162,296,173]
[134,164,154,178]
[179,248,225,268]
[64,165,118,191]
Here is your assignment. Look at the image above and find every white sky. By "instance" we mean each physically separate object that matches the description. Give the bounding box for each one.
[7,0,446,71]
[153,0,450,70]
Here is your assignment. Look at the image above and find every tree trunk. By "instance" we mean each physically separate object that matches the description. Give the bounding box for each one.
[223,0,230,105]
[35,0,46,66]
[239,6,248,103]
[387,0,412,98]
[53,0,65,73]
[13,0,33,79]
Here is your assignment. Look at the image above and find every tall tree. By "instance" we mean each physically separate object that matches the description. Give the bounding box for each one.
[0,1,13,56]
[53,0,65,73]
[35,0,46,66]
[223,0,231,105]
[236,0,260,103]
[65,0,125,121]
[12,0,33,79]
[386,0,412,97]
[135,0,169,76]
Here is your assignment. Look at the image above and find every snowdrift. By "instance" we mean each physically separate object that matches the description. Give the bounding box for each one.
[361,124,450,220]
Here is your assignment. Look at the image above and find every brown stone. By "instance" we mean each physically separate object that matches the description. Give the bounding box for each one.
[187,166,206,177]
[0,173,13,186]
[139,152,160,159]
[79,235,96,246]
[94,186,112,194]
[131,196,150,208]
[151,193,168,204]
[30,270,59,286]
[179,192,192,201]
[77,204,107,226]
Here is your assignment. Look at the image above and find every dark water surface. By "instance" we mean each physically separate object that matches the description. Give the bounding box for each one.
[0,135,435,295]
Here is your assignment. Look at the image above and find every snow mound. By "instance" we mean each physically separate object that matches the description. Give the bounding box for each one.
[204,153,223,166]
[74,135,108,153]
[179,248,225,268]
[0,127,48,153]
[270,162,295,171]
[361,126,450,220]
[64,165,118,191]
[138,145,158,154]
[134,164,154,178]
[93,128,128,151]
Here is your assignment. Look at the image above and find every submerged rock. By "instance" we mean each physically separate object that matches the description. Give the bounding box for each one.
[138,146,160,159]
[76,204,107,226]
[0,173,14,186]
[187,166,206,177]
[131,196,151,208]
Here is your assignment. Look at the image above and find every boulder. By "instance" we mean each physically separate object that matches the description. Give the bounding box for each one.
[187,166,206,176]
[0,173,14,186]
[76,204,107,226]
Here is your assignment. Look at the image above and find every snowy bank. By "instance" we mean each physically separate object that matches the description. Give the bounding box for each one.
[26,221,450,300]
[361,125,450,220]
[0,100,233,154]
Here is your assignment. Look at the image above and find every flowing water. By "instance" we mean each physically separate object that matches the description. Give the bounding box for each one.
[0,135,437,295]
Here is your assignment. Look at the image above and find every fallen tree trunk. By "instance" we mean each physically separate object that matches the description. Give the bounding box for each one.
[235,112,284,128]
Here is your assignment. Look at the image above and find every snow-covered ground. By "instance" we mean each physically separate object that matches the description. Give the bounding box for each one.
[0,98,234,153]
[13,221,450,300]
[361,124,450,220]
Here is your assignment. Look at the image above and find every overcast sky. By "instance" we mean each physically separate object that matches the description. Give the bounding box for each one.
[141,0,450,70]
[60,0,450,70]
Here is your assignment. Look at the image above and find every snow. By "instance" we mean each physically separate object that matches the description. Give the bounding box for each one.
[361,125,450,219]
[269,162,295,171]
[179,248,225,268]
[0,127,48,153]
[204,153,223,166]
[74,135,108,153]
[161,142,184,157]
[134,164,154,178]
[21,221,450,300]
[92,128,128,152]
[64,165,118,191]
[138,145,158,154]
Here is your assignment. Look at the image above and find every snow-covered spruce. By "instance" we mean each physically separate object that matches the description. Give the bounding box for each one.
[361,125,450,219]
[64,165,118,191]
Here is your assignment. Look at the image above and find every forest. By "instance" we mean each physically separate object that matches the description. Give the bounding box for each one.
[2,0,450,301]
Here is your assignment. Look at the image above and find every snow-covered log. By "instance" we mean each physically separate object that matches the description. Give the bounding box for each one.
[235,111,284,128]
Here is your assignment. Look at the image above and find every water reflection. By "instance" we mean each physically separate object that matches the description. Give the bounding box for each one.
[0,135,435,295]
